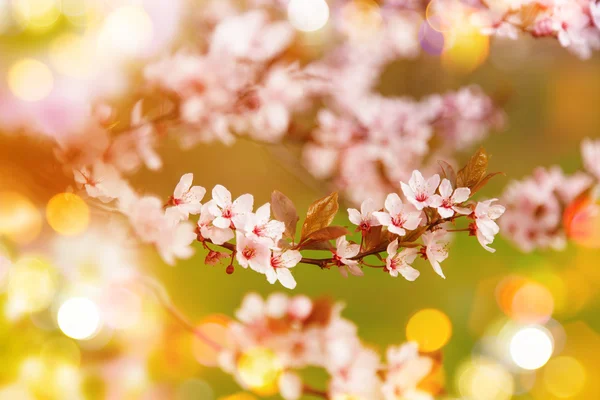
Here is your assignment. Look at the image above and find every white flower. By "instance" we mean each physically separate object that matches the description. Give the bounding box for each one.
[235,231,271,273]
[385,239,420,281]
[209,185,254,229]
[237,203,285,245]
[421,230,450,279]
[347,198,381,232]
[197,201,234,245]
[374,193,422,236]
[157,208,197,265]
[383,342,434,400]
[279,371,302,400]
[73,162,129,203]
[582,138,600,180]
[473,198,505,253]
[170,173,206,218]
[333,236,363,278]
[401,171,442,210]
[266,249,301,289]
[436,178,471,218]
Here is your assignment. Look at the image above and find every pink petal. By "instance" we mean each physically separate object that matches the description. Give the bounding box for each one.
[212,185,232,208]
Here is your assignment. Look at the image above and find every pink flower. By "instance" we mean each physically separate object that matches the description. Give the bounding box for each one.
[157,208,197,265]
[73,162,129,203]
[209,185,254,229]
[383,342,434,400]
[197,201,234,245]
[266,249,302,289]
[210,10,294,62]
[582,138,600,180]
[235,232,271,273]
[347,198,381,232]
[237,203,286,245]
[385,239,420,281]
[421,230,450,279]
[401,171,442,210]
[332,237,363,278]
[374,193,422,236]
[473,199,505,253]
[127,196,196,265]
[170,173,206,218]
[436,178,471,218]
[279,371,302,400]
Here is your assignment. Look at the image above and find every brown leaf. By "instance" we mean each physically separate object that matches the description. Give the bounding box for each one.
[363,225,384,251]
[456,147,489,189]
[470,172,505,196]
[438,160,457,187]
[271,190,299,240]
[298,239,334,251]
[300,192,339,242]
[304,297,334,327]
[205,250,229,265]
[402,225,429,243]
[303,226,349,242]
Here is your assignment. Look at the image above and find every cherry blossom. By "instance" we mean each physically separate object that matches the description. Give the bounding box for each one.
[382,342,435,400]
[73,162,129,203]
[472,199,506,253]
[197,201,235,245]
[126,196,196,265]
[582,138,600,180]
[436,179,471,218]
[279,372,303,400]
[374,193,422,236]
[332,237,363,278]
[209,185,254,229]
[169,173,206,218]
[237,203,285,245]
[235,231,271,273]
[386,239,420,281]
[266,249,302,289]
[420,230,450,279]
[347,198,381,232]
[401,171,442,211]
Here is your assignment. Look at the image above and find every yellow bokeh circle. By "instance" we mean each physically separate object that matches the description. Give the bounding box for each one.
[237,348,282,396]
[7,58,54,102]
[46,193,90,236]
[543,356,586,398]
[406,308,452,352]
[0,191,42,244]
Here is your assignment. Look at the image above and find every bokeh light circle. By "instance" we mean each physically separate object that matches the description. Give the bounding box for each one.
[57,297,101,340]
[192,315,232,367]
[0,191,42,244]
[543,356,586,398]
[237,348,282,396]
[287,0,330,32]
[46,193,90,236]
[510,326,553,370]
[8,58,54,102]
[406,308,452,352]
[457,358,514,400]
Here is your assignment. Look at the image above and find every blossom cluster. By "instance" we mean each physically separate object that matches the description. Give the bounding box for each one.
[155,147,505,288]
[218,292,443,400]
[500,138,600,252]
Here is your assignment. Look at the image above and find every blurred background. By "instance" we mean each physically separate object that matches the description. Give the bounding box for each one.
[0,0,599,399]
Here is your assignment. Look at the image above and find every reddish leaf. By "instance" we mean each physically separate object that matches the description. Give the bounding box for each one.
[438,160,457,187]
[271,190,299,240]
[298,239,335,251]
[300,192,339,242]
[205,251,228,265]
[469,172,505,195]
[457,147,489,189]
[303,226,349,243]
[363,225,384,251]
[305,297,334,327]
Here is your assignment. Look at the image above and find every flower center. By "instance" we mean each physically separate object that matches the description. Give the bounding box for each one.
[242,246,256,259]
[415,192,428,202]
